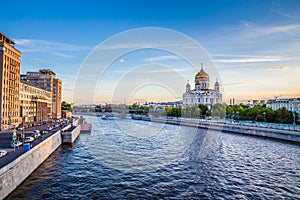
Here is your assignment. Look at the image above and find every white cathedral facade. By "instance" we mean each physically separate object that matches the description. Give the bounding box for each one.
[183,64,222,109]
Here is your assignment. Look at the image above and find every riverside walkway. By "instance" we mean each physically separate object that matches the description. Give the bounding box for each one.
[150,117,300,143]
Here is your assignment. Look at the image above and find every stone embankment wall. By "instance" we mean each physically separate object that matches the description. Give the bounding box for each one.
[61,125,81,144]
[0,130,62,199]
[151,118,300,143]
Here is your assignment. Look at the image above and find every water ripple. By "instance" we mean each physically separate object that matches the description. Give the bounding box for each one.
[6,116,300,199]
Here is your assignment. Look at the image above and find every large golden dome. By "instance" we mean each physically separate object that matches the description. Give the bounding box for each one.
[195,64,209,79]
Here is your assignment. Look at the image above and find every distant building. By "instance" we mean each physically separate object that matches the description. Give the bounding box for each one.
[267,98,300,114]
[21,69,62,119]
[0,32,22,128]
[183,64,222,109]
[19,81,52,123]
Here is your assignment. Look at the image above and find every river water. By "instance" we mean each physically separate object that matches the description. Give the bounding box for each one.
[6,116,300,199]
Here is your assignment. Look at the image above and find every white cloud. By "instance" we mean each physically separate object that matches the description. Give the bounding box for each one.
[50,52,74,58]
[96,42,196,51]
[145,55,181,62]
[14,39,92,52]
[214,55,286,63]
[111,68,186,74]
[270,4,298,19]
[223,80,258,86]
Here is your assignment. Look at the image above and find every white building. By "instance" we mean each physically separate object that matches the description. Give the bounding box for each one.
[267,98,300,114]
[183,64,222,109]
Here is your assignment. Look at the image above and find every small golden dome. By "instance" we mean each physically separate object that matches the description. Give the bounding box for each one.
[195,80,200,85]
[186,80,190,87]
[215,78,219,86]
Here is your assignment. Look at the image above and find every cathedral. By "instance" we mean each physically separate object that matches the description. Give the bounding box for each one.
[183,64,222,109]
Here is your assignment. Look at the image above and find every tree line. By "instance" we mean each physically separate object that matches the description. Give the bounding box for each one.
[164,103,298,124]
[93,103,299,124]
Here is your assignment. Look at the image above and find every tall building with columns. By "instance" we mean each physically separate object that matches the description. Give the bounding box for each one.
[0,32,22,128]
[183,64,222,109]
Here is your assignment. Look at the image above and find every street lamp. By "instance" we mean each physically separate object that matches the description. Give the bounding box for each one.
[263,112,266,122]
[21,114,28,147]
[293,113,296,129]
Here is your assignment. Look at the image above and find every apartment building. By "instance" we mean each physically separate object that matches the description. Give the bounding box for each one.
[19,81,52,124]
[0,32,21,129]
[21,69,62,119]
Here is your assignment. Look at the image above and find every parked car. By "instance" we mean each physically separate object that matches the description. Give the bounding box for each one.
[0,150,7,157]
[24,136,35,143]
[42,130,48,135]
[47,126,53,131]
[32,130,41,139]
[11,140,23,148]
[17,126,24,131]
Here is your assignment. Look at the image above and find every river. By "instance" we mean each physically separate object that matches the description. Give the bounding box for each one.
[6,115,300,199]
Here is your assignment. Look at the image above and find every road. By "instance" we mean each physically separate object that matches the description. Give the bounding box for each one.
[0,122,69,169]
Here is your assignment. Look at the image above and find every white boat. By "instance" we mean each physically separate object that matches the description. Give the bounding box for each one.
[101,114,117,120]
[79,116,92,133]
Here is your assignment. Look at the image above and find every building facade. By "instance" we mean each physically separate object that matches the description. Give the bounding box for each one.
[19,82,52,124]
[53,79,62,119]
[0,32,21,129]
[0,32,63,130]
[267,98,300,114]
[183,64,222,109]
[21,69,62,119]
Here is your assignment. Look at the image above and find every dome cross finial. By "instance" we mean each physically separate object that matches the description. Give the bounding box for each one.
[201,63,203,69]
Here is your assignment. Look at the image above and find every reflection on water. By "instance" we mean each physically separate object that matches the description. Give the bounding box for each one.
[6,116,300,199]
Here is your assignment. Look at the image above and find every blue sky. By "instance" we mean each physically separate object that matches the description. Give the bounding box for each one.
[1,0,300,104]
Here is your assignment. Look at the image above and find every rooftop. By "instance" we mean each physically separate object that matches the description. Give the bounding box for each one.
[0,32,16,46]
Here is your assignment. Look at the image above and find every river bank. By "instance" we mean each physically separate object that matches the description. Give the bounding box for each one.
[0,120,81,200]
[150,117,300,143]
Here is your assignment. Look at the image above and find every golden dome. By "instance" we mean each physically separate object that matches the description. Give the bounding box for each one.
[186,82,190,87]
[195,80,200,85]
[195,64,209,79]
[215,78,220,86]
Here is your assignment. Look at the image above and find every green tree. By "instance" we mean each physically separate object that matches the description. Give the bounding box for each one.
[211,103,226,119]
[192,107,201,118]
[182,106,192,118]
[95,105,102,112]
[61,101,73,112]
[198,104,208,117]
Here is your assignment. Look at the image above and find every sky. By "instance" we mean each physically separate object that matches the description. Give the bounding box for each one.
[1,0,300,104]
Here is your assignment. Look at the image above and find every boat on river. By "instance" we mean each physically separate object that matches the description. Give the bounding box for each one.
[78,116,92,133]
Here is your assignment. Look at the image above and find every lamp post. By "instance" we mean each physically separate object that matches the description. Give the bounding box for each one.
[263,112,266,122]
[21,114,28,147]
[293,113,296,130]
